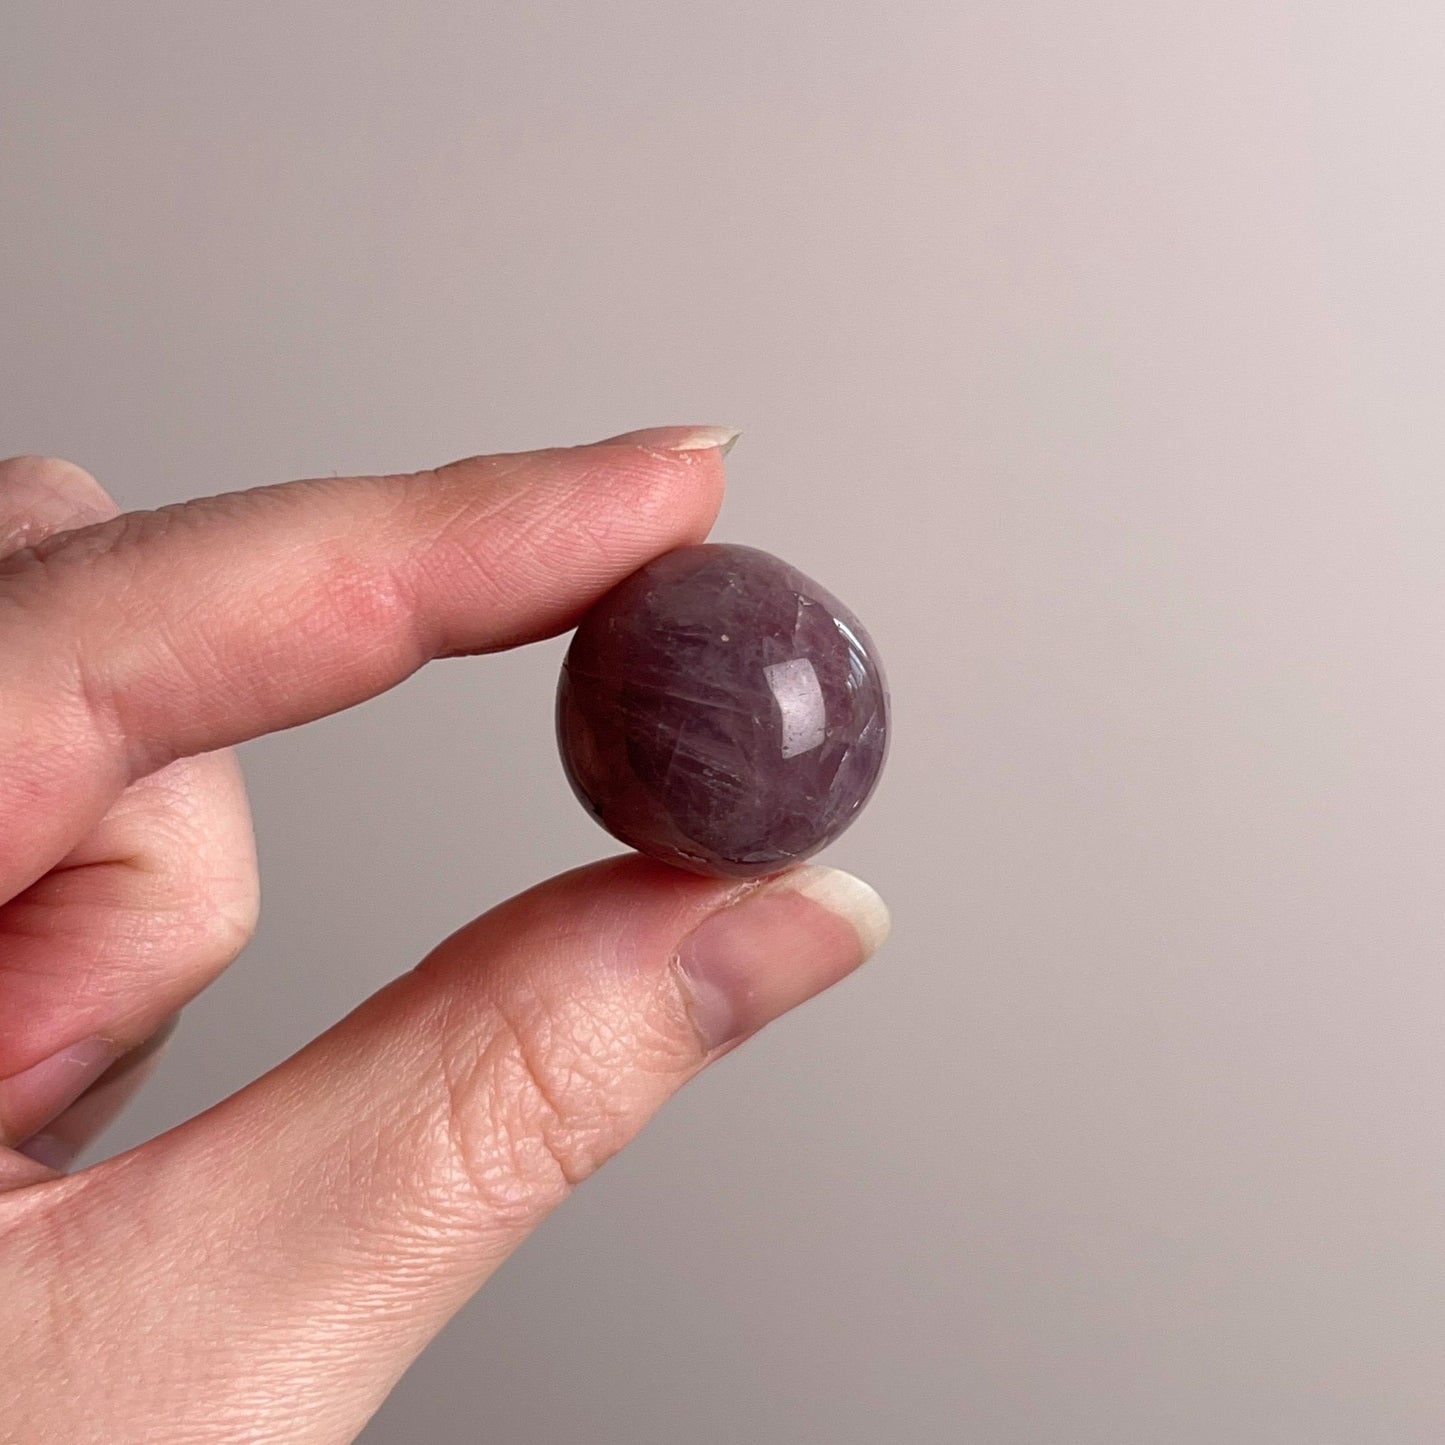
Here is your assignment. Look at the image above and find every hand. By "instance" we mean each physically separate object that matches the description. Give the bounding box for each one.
[0,432,888,1443]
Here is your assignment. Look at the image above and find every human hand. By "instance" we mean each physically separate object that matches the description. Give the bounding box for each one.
[0,432,888,1443]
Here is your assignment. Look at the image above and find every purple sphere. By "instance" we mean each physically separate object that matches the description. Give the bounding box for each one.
[557,544,889,878]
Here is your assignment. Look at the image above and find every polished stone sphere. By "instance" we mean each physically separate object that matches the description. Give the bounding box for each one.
[557,544,889,878]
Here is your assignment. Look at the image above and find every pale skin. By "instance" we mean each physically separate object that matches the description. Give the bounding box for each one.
[0,428,888,1443]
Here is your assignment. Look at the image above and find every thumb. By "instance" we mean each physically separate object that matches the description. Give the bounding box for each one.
[28,856,887,1442]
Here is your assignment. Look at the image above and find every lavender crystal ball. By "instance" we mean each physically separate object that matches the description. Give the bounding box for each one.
[556,544,889,878]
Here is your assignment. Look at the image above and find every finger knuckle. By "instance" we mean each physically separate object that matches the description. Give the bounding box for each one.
[171,874,260,970]
[0,454,113,510]
[0,505,229,768]
[16,504,175,575]
[429,993,623,1229]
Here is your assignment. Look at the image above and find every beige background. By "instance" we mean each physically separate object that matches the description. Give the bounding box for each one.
[6,3,1445,1441]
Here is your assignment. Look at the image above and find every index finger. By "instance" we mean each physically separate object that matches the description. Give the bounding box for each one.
[0,426,733,899]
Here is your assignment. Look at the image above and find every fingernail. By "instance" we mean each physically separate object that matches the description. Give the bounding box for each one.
[592,425,741,456]
[674,866,890,1052]
[0,1037,117,1146]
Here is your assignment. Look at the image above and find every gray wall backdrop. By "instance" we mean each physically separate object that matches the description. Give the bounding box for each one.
[6,3,1445,1441]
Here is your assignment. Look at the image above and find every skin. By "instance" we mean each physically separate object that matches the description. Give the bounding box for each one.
[0,434,880,1443]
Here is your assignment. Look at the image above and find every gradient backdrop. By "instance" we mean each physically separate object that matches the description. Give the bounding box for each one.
[5,4,1445,1441]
